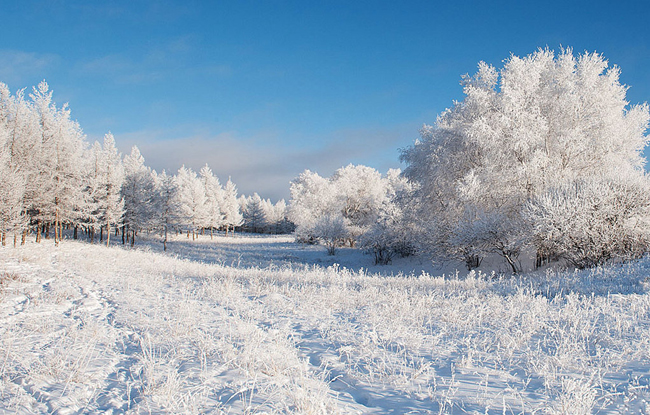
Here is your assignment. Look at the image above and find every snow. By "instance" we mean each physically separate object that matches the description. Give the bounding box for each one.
[1,234,650,413]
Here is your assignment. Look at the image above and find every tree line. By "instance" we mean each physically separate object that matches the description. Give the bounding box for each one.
[288,48,650,270]
[3,48,649,271]
[0,81,290,249]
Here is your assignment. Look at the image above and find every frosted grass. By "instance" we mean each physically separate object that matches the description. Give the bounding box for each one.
[0,235,649,413]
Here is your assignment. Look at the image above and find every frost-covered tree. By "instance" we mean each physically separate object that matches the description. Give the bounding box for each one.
[30,81,86,245]
[221,178,243,235]
[261,198,292,234]
[79,141,103,242]
[175,166,208,239]
[289,170,336,243]
[358,169,417,264]
[0,85,38,244]
[0,122,26,245]
[199,164,224,238]
[401,48,650,270]
[242,193,267,233]
[154,170,181,251]
[122,146,157,245]
[94,133,125,247]
[526,175,650,269]
[289,165,399,248]
[331,164,388,245]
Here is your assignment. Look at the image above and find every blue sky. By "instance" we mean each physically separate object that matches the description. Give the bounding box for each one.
[2,0,649,200]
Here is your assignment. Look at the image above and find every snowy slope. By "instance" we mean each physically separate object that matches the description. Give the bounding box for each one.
[1,234,649,414]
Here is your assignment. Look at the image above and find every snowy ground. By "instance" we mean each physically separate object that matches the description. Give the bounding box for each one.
[1,233,650,414]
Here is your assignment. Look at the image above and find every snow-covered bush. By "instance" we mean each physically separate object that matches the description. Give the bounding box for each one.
[527,175,650,269]
[289,165,406,251]
[359,187,418,265]
[312,214,348,255]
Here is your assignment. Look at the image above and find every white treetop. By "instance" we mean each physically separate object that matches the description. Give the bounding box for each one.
[221,178,243,234]
[175,165,209,237]
[199,164,225,234]
[96,133,125,246]
[122,145,157,242]
[401,48,650,270]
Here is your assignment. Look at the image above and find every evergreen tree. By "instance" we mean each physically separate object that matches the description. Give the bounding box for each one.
[243,193,267,233]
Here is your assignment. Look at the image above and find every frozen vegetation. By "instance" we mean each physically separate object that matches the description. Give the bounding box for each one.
[2,46,650,414]
[1,234,650,414]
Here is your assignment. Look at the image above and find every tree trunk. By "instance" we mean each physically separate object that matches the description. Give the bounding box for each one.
[36,220,42,243]
[22,229,26,245]
[106,222,111,247]
[122,226,126,245]
[74,225,78,240]
[503,252,519,274]
[55,208,60,246]
[100,226,103,242]
[130,230,135,247]
[163,225,168,251]
[1,232,5,247]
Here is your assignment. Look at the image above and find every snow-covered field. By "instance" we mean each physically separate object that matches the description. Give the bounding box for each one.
[1,234,650,414]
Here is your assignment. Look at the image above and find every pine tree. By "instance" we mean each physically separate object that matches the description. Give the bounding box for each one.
[243,193,267,233]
